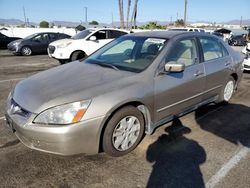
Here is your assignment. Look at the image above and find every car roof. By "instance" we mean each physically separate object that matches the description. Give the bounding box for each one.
[88,28,129,33]
[128,31,213,39]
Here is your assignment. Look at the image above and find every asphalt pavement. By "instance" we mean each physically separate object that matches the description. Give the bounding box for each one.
[0,48,249,188]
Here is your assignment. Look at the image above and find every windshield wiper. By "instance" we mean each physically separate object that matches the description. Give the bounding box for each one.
[91,62,120,71]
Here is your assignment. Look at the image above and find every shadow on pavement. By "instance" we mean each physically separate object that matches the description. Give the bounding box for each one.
[195,103,250,148]
[146,118,206,188]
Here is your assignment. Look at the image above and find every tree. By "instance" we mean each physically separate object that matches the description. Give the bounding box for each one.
[126,0,131,29]
[118,0,125,29]
[89,20,99,25]
[130,0,139,29]
[39,20,49,28]
[175,19,185,27]
[138,22,166,30]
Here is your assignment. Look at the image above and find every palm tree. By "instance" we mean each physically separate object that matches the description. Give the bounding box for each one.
[118,0,125,29]
[130,0,139,29]
[126,0,131,29]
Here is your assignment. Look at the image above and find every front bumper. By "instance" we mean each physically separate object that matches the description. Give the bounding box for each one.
[7,44,20,54]
[47,45,71,60]
[5,112,105,156]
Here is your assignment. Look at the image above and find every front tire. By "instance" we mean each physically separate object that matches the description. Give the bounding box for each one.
[70,51,86,62]
[21,46,32,56]
[102,106,145,157]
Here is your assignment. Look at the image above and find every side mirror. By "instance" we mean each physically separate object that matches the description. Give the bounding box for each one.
[89,36,97,41]
[164,61,185,73]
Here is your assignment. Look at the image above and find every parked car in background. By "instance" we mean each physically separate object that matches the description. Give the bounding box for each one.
[0,33,21,49]
[168,28,205,32]
[7,32,71,56]
[211,32,224,38]
[48,28,129,64]
[5,31,243,157]
[242,42,250,71]
[228,35,247,46]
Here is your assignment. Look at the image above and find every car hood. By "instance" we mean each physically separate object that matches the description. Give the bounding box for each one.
[49,38,74,46]
[8,39,23,45]
[13,61,135,113]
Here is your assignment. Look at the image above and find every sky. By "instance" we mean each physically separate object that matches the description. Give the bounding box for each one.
[0,0,249,24]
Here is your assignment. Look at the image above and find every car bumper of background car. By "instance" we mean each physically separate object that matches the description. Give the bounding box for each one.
[7,44,20,54]
[243,58,250,71]
[5,112,105,156]
[47,46,71,60]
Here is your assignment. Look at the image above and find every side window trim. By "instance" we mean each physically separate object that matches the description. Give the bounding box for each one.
[199,36,225,62]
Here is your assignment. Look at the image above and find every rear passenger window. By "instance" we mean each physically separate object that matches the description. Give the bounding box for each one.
[200,38,223,61]
[166,39,198,67]
[109,30,127,39]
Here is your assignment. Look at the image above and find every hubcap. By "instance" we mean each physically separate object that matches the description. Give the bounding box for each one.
[112,116,141,151]
[224,80,234,101]
[22,47,31,55]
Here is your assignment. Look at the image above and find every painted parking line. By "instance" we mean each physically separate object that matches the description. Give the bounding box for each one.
[206,146,250,188]
[0,78,24,84]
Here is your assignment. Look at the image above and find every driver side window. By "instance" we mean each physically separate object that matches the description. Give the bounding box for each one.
[166,39,198,67]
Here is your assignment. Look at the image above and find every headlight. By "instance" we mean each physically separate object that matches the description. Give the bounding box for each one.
[56,42,72,48]
[13,42,20,46]
[33,100,91,125]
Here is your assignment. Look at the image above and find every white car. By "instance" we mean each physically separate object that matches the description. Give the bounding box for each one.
[48,28,129,64]
[242,43,250,71]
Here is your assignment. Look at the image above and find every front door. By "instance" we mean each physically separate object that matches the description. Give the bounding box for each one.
[154,38,206,122]
[87,30,113,54]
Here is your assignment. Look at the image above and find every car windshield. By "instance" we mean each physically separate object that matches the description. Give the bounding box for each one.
[24,33,39,40]
[85,36,167,73]
[71,29,93,39]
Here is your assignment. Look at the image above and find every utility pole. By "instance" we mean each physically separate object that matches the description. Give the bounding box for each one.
[240,16,243,27]
[23,6,27,27]
[84,7,88,26]
[111,12,114,28]
[184,0,187,27]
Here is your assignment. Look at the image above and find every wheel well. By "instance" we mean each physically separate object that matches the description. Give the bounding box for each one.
[21,45,32,51]
[231,73,238,82]
[70,50,86,59]
[98,101,146,153]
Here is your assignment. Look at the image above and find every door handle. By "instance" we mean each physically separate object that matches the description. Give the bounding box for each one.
[225,61,231,66]
[194,71,204,77]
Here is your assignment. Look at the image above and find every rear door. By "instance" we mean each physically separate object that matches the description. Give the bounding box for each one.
[48,33,59,43]
[154,38,206,122]
[198,37,232,101]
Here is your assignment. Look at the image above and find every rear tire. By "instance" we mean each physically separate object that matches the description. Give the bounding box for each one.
[70,51,86,62]
[216,76,235,103]
[102,106,145,157]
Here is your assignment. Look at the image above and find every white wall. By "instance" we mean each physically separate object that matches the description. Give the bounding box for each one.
[0,27,77,38]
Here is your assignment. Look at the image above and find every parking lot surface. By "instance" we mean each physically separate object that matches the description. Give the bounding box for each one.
[0,49,249,188]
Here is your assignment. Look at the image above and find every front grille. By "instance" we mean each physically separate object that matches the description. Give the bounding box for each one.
[8,99,31,118]
[48,45,55,54]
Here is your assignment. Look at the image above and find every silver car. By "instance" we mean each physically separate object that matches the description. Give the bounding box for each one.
[5,31,243,157]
